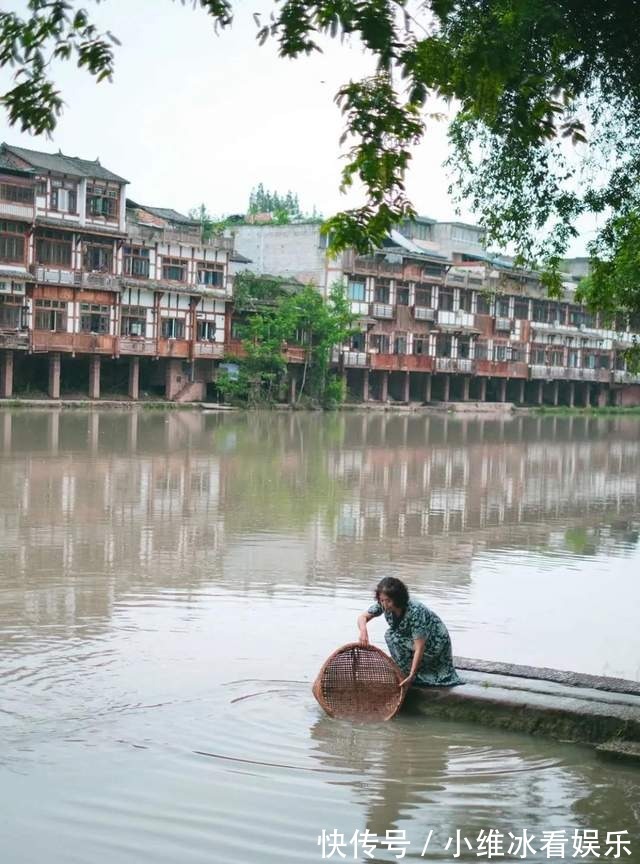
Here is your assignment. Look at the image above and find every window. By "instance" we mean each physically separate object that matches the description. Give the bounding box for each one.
[568,350,580,367]
[511,346,524,362]
[161,317,185,339]
[436,334,453,357]
[86,183,119,219]
[197,319,217,341]
[514,298,529,320]
[531,347,545,365]
[0,221,25,263]
[396,286,410,305]
[459,289,472,312]
[550,349,563,366]
[0,296,23,328]
[439,288,454,311]
[162,258,187,282]
[50,179,77,213]
[231,319,244,340]
[35,299,67,331]
[494,344,508,361]
[121,305,147,337]
[423,264,444,278]
[35,229,72,267]
[415,286,432,307]
[476,293,491,315]
[497,296,510,318]
[374,282,390,304]
[198,266,224,287]
[598,354,609,370]
[124,246,150,278]
[350,331,366,351]
[394,333,407,354]
[532,301,549,323]
[0,183,34,204]
[347,279,366,302]
[83,242,113,273]
[458,337,471,359]
[370,333,389,353]
[36,180,47,197]
[80,303,110,334]
[413,336,429,355]
[474,341,489,360]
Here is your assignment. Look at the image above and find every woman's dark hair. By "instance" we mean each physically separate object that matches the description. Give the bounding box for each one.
[375,577,409,610]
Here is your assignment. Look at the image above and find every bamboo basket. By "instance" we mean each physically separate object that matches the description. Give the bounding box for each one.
[312,642,405,722]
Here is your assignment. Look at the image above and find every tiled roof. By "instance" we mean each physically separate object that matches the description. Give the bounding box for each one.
[127,201,196,226]
[0,153,34,175]
[1,143,127,183]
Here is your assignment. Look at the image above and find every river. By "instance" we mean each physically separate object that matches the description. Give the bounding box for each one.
[1,409,638,862]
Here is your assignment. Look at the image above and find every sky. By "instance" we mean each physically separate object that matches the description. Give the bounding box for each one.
[0,0,595,253]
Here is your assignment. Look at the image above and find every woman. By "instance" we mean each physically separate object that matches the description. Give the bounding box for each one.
[357,577,462,688]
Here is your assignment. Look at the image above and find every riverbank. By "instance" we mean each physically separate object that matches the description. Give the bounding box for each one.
[409,658,640,764]
[2,395,640,415]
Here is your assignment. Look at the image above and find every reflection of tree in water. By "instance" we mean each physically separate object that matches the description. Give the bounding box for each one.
[215,412,348,535]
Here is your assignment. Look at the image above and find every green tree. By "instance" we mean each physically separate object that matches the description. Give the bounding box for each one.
[3,1,640,317]
[219,277,356,407]
[248,184,301,222]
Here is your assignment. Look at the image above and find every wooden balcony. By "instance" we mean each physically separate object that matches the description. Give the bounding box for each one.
[194,341,224,359]
[31,330,116,355]
[157,338,190,358]
[224,339,246,359]
[0,330,29,350]
[435,357,475,374]
[119,337,157,356]
[613,369,640,384]
[369,353,433,372]
[476,359,528,378]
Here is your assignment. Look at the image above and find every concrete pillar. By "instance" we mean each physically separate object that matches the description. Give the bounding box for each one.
[402,371,410,403]
[443,375,450,402]
[48,352,61,399]
[568,381,575,408]
[128,357,140,400]
[518,379,525,404]
[499,378,507,402]
[423,373,432,403]
[537,379,544,405]
[342,370,348,401]
[552,380,559,406]
[88,355,101,400]
[1,350,14,398]
[479,377,487,402]
[381,370,389,403]
[288,372,297,404]
[586,384,593,407]
[462,376,470,401]
[598,386,608,408]
[362,369,370,402]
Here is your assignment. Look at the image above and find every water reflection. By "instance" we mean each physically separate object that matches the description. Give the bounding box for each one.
[1,410,639,646]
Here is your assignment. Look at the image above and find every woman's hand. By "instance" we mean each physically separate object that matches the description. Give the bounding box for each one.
[400,674,415,689]
[357,613,370,645]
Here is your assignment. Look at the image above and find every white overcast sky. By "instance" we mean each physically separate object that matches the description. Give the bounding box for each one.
[1,0,594,253]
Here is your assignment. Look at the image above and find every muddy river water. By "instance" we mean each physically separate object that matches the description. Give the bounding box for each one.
[1,409,638,862]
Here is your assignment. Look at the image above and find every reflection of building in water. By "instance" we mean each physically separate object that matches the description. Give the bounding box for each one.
[0,410,639,638]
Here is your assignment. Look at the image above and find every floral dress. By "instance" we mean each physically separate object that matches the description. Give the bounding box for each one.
[367,599,462,687]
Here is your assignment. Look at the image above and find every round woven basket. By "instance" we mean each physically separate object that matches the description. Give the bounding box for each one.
[312,642,405,722]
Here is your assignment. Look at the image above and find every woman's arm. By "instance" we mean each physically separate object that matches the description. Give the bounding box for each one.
[357,612,375,645]
[400,637,426,688]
